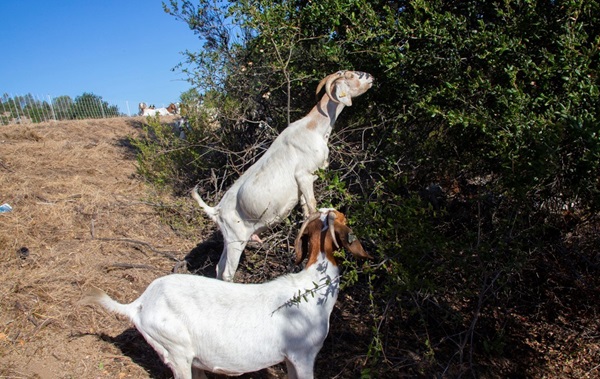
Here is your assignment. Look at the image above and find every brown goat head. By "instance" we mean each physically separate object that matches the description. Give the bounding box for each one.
[294,209,372,266]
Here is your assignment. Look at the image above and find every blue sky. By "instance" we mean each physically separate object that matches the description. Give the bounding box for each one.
[0,1,201,115]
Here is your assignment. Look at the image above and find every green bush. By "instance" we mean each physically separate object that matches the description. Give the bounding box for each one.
[132,0,600,376]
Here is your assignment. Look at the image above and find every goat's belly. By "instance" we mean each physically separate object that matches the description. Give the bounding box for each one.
[237,178,299,223]
[192,348,284,375]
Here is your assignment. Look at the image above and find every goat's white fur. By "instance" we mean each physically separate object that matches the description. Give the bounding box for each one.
[81,209,371,379]
[193,70,374,281]
[139,102,178,116]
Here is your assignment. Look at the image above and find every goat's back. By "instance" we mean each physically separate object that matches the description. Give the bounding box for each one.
[130,270,336,372]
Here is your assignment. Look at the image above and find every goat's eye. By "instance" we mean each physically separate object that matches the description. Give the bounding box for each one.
[348,233,357,243]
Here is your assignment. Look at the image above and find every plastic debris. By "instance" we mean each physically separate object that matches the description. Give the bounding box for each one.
[0,203,12,213]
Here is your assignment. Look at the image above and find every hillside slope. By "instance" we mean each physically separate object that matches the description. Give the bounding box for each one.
[0,117,201,378]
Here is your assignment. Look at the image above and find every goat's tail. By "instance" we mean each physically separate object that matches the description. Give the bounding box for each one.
[79,286,136,321]
[192,185,218,222]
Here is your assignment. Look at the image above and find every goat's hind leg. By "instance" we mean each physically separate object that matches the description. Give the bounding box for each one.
[192,366,208,379]
[285,357,314,379]
[155,348,196,379]
[141,328,196,379]
[216,239,247,281]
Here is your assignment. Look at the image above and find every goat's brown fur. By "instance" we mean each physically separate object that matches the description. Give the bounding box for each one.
[296,210,372,267]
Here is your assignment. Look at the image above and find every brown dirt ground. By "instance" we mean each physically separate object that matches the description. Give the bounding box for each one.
[0,117,233,379]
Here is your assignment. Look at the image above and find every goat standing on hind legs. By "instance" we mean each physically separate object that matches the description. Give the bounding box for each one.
[193,70,374,281]
[81,209,372,379]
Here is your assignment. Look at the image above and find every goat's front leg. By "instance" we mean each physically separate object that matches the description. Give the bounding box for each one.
[299,195,310,218]
[296,172,317,217]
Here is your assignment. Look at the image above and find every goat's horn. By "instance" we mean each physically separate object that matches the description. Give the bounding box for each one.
[325,71,345,103]
[327,211,340,249]
[294,212,323,264]
[316,72,344,103]
[315,75,330,97]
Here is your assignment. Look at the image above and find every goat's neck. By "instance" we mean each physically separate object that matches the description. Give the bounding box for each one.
[298,252,340,308]
[303,251,341,301]
[307,94,346,139]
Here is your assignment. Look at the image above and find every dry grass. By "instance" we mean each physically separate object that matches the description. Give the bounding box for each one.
[0,117,199,378]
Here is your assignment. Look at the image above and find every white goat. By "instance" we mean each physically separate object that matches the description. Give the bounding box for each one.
[139,102,178,116]
[80,209,372,379]
[193,70,374,281]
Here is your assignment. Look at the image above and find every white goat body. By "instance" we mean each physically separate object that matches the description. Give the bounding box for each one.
[81,209,372,379]
[139,102,178,116]
[193,70,374,281]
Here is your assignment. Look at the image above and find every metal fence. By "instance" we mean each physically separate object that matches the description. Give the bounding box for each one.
[0,93,136,125]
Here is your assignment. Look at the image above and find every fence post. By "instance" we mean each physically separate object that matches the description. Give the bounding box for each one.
[43,94,50,122]
[99,98,105,118]
[13,94,21,123]
[0,101,6,125]
[37,94,48,122]
[48,95,56,121]
[24,95,31,122]
[83,97,91,119]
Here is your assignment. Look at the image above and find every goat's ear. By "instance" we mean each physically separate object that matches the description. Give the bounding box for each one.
[295,233,309,265]
[336,224,373,260]
[334,81,353,107]
[294,212,324,264]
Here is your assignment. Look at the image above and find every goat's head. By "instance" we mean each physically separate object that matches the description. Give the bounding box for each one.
[167,103,178,114]
[139,102,147,111]
[316,70,374,107]
[294,209,372,266]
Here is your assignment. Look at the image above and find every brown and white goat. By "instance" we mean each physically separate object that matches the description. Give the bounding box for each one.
[139,102,178,116]
[80,209,372,379]
[193,70,374,281]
